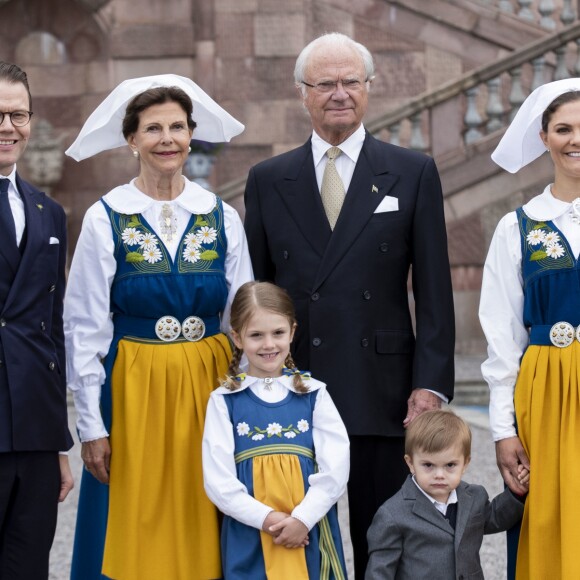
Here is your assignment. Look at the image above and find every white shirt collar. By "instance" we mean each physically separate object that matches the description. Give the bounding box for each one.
[411,475,458,514]
[311,124,366,167]
[523,184,573,221]
[102,176,216,215]
[0,166,18,192]
[214,373,324,395]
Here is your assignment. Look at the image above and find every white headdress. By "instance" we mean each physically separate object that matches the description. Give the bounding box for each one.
[491,78,580,173]
[65,74,244,161]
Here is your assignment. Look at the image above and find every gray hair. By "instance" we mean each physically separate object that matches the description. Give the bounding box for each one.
[294,33,375,93]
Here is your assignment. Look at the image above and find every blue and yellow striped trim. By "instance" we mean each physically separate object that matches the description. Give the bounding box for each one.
[234,444,314,464]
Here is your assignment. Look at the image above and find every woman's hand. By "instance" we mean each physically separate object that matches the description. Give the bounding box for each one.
[81,437,111,484]
[58,454,74,502]
[495,436,530,495]
[270,517,309,548]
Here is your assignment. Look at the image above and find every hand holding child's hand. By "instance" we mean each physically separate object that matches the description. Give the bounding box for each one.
[262,511,290,537]
[269,516,309,548]
[517,464,530,489]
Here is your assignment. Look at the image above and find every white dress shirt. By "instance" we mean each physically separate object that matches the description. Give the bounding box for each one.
[411,475,458,515]
[1,166,25,245]
[64,177,254,441]
[202,374,350,532]
[480,184,580,440]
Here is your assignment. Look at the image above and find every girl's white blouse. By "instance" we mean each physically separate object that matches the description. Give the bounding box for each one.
[480,184,580,440]
[64,178,253,442]
[202,374,350,532]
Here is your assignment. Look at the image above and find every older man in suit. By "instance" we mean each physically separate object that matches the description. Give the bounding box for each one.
[244,33,455,577]
[0,62,73,579]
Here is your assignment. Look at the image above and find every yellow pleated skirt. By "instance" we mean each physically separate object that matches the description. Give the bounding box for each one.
[101,334,231,580]
[514,343,580,580]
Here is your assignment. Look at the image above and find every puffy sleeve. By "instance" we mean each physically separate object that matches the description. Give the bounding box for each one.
[202,392,274,529]
[64,201,116,442]
[291,386,350,530]
[479,211,528,441]
[221,201,254,332]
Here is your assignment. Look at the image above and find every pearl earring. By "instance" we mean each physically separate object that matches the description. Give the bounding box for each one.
[188,146,192,153]
[133,150,139,158]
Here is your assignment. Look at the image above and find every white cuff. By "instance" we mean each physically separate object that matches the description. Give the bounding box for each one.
[73,386,109,442]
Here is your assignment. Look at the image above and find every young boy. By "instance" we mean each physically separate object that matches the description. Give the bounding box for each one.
[365,410,528,580]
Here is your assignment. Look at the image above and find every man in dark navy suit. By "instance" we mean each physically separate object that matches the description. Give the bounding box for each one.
[244,34,455,578]
[0,62,73,579]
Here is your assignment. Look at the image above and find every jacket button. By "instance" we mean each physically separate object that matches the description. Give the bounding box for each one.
[311,292,320,301]
[312,337,322,347]
[361,338,369,347]
[363,290,371,300]
[283,250,289,260]
[0,319,5,327]
[48,284,56,292]
[40,321,46,331]
[379,242,389,253]
[0,359,3,367]
[48,361,55,371]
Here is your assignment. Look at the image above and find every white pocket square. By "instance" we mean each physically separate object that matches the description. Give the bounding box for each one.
[49,237,60,245]
[374,195,399,213]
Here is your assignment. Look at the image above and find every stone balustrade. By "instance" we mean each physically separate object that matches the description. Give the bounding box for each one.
[480,0,575,29]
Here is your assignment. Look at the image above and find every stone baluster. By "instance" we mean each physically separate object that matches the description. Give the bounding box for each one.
[464,87,483,144]
[508,67,527,121]
[554,45,570,80]
[531,57,546,90]
[409,112,427,152]
[388,122,401,147]
[538,0,556,30]
[486,77,504,133]
[499,0,514,13]
[575,41,580,77]
[516,0,535,21]
[560,0,576,26]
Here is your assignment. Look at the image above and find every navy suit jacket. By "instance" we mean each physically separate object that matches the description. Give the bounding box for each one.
[244,133,455,436]
[0,174,72,452]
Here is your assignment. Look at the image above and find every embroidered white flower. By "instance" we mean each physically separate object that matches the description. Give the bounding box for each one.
[139,232,159,251]
[236,422,250,436]
[182,247,201,263]
[252,433,265,441]
[297,419,309,433]
[284,431,297,439]
[527,229,546,246]
[546,243,565,259]
[143,247,162,264]
[266,422,282,436]
[122,227,143,246]
[184,233,202,249]
[543,231,561,246]
[196,226,218,245]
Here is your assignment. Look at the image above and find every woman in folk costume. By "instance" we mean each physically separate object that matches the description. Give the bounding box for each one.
[480,78,580,580]
[64,74,252,579]
[202,281,349,579]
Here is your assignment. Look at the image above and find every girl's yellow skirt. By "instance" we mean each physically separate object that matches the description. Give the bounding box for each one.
[101,334,231,580]
[515,343,580,580]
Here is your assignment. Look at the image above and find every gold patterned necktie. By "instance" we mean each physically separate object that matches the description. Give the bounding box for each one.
[320,146,345,230]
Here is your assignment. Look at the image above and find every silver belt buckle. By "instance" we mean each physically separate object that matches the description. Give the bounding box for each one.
[182,316,206,342]
[155,316,182,342]
[549,321,575,348]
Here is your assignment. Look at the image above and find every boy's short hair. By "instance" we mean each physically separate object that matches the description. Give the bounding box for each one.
[405,410,471,459]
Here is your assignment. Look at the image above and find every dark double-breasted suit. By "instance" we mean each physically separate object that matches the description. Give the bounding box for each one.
[244,131,455,576]
[365,476,525,580]
[0,173,72,578]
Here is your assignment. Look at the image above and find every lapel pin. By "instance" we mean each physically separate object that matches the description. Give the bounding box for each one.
[36,204,44,211]
[371,185,379,193]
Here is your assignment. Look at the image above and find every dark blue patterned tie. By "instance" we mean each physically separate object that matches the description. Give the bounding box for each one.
[0,179,16,246]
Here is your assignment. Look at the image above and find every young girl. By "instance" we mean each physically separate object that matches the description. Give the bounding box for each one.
[202,281,350,579]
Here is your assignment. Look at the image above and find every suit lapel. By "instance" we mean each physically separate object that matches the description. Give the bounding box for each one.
[313,133,400,290]
[454,482,474,548]
[274,141,331,258]
[402,477,454,536]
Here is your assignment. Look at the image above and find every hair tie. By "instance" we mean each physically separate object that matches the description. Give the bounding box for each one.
[282,367,311,380]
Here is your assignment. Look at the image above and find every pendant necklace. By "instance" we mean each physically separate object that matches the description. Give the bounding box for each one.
[263,377,273,391]
[159,202,177,242]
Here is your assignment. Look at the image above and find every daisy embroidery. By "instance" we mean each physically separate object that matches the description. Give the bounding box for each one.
[544,231,560,246]
[236,422,250,436]
[284,432,297,439]
[140,232,159,251]
[196,226,218,245]
[527,229,546,246]
[252,433,265,441]
[297,419,310,433]
[122,227,143,246]
[143,247,162,264]
[182,246,201,264]
[266,423,283,437]
[184,233,202,249]
[546,243,565,259]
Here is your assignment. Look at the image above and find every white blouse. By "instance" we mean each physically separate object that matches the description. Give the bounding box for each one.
[480,184,580,440]
[64,178,253,442]
[202,374,350,532]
